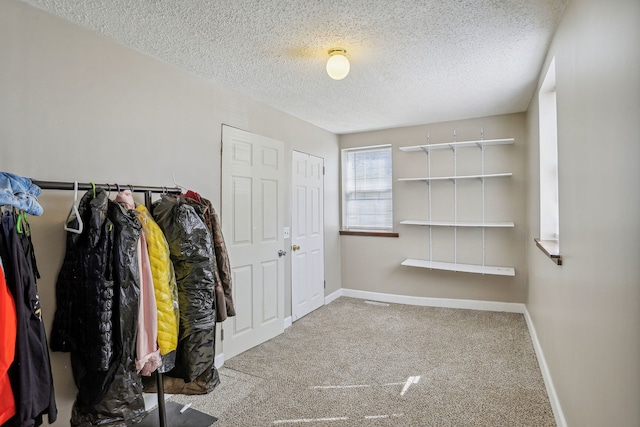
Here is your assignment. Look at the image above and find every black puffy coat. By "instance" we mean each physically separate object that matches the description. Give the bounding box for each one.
[151,195,218,385]
[51,188,146,426]
[51,188,114,370]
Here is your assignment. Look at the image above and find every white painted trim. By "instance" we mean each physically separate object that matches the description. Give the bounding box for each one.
[340,288,525,313]
[284,316,293,329]
[215,353,225,368]
[325,289,343,305]
[524,308,567,427]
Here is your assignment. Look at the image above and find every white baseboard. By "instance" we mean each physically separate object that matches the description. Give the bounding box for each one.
[340,288,525,313]
[325,288,343,305]
[215,353,225,369]
[284,316,292,329]
[523,308,567,427]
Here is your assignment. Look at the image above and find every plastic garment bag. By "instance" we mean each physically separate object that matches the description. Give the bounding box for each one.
[151,195,218,387]
[134,205,179,372]
[51,188,146,426]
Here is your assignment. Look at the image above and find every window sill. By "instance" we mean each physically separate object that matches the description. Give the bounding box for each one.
[534,238,563,265]
[339,230,399,238]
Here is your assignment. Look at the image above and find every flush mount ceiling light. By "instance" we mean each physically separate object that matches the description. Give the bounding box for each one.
[326,48,350,80]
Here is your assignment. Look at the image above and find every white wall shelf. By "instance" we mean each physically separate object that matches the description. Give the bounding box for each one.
[398,129,515,276]
[400,220,514,228]
[399,138,514,152]
[398,173,512,182]
[401,259,515,276]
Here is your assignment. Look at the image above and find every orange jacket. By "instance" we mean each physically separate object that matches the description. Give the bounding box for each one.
[0,263,17,424]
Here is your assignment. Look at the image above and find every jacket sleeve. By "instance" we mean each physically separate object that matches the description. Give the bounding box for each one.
[202,197,235,318]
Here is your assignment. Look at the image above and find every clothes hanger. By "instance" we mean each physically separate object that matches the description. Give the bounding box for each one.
[16,211,30,235]
[64,180,84,234]
[172,173,188,192]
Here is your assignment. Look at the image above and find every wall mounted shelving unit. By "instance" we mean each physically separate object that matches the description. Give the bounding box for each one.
[398,130,515,276]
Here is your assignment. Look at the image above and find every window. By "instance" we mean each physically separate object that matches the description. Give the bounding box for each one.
[341,144,393,232]
[536,57,562,264]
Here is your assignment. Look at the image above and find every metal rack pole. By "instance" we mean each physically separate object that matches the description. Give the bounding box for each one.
[426,132,432,262]
[480,127,486,270]
[33,180,181,195]
[452,130,457,266]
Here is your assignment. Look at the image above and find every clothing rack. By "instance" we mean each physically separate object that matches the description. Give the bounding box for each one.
[33,180,182,223]
[33,180,213,427]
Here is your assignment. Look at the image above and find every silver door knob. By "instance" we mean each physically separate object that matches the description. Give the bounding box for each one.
[278,250,287,257]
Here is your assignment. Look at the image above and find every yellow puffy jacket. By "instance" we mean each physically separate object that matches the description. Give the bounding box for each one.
[135,205,179,355]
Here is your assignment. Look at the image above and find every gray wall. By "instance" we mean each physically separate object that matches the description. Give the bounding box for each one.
[339,113,528,303]
[525,0,640,426]
[0,0,340,423]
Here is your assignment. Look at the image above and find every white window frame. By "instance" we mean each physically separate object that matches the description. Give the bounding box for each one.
[536,57,562,264]
[341,144,393,232]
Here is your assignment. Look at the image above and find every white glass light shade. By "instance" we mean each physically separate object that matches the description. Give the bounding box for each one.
[326,51,350,80]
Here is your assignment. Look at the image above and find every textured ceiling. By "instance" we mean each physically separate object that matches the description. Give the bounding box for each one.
[20,0,568,134]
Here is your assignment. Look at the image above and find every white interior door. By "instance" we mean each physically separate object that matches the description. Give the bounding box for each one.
[291,151,325,321]
[221,125,285,359]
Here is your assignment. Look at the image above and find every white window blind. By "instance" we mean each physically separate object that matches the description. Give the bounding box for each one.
[341,145,393,231]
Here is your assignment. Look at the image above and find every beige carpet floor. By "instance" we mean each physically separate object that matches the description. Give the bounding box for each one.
[169,297,555,426]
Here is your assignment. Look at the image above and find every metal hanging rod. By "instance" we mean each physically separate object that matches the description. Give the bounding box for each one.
[32,180,182,194]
